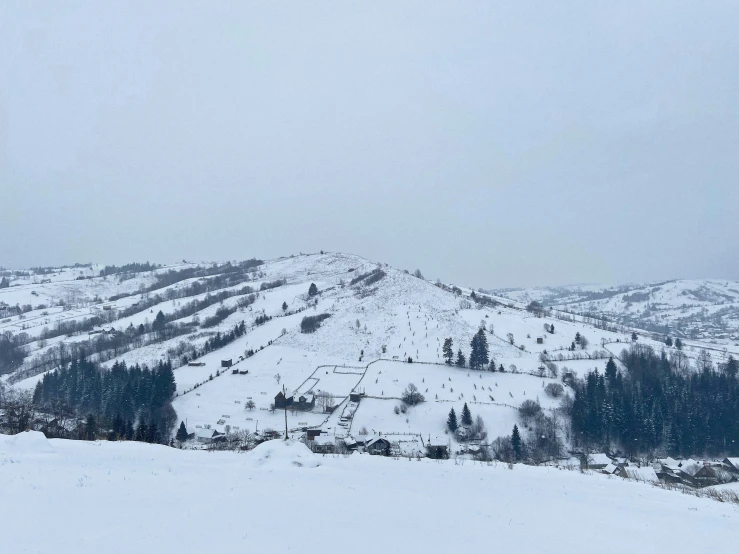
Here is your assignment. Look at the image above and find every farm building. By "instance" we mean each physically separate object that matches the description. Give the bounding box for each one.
[195,428,225,445]
[311,435,336,454]
[366,437,391,456]
[274,391,293,409]
[583,453,613,470]
[221,359,233,368]
[615,466,658,483]
[426,437,449,459]
[723,458,739,473]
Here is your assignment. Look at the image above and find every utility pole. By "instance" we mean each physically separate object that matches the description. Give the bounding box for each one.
[283,384,289,440]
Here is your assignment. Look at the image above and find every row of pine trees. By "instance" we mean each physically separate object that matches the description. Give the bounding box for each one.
[572,345,739,457]
[33,356,177,443]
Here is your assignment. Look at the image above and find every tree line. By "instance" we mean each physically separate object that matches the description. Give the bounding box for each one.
[32,356,177,443]
[571,345,739,457]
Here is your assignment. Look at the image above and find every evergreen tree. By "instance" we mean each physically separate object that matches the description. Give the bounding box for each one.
[469,328,490,370]
[85,414,97,440]
[124,419,135,441]
[605,357,618,383]
[147,420,159,444]
[461,402,472,426]
[724,355,738,379]
[308,283,318,297]
[442,338,454,365]
[488,359,496,372]
[176,421,189,442]
[511,424,522,461]
[575,332,581,344]
[281,301,288,312]
[665,336,673,347]
[152,310,166,334]
[631,331,638,341]
[455,349,466,368]
[549,324,555,334]
[675,338,683,350]
[447,408,458,432]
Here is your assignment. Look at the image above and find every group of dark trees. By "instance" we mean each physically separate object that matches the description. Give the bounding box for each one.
[32,356,177,443]
[99,262,159,277]
[446,402,487,442]
[300,313,331,333]
[349,268,386,287]
[571,346,739,457]
[663,336,683,349]
[180,320,248,365]
[0,333,28,375]
[442,331,495,370]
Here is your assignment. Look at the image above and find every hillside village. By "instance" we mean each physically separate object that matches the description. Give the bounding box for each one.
[2,252,739,494]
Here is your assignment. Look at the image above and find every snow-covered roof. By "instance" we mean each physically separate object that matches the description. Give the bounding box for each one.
[723,457,739,469]
[588,453,613,466]
[603,463,618,474]
[313,435,334,445]
[366,437,389,447]
[623,467,658,483]
[195,428,219,439]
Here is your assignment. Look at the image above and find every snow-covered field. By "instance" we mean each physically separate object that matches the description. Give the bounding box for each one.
[1,431,737,554]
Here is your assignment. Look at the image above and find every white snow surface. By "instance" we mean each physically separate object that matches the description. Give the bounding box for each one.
[1,435,737,553]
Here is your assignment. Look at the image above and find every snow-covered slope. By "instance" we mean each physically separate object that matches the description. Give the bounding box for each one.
[5,253,739,448]
[495,279,739,344]
[1,432,737,554]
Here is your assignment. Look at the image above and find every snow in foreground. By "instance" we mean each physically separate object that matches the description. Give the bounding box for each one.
[1,432,737,553]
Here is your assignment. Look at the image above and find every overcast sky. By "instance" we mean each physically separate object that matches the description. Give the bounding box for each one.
[1,2,737,288]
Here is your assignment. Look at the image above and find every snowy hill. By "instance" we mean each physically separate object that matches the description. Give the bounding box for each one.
[493,279,739,344]
[1,431,737,554]
[3,253,739,453]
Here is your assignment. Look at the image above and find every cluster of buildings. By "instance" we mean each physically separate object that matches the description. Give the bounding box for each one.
[584,452,739,487]
[304,431,449,459]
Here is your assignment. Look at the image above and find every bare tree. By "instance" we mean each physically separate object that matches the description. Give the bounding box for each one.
[507,333,514,345]
[544,383,564,398]
[401,383,425,406]
[245,400,256,411]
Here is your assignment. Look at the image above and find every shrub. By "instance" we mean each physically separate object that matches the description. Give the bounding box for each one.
[401,383,425,406]
[544,383,564,398]
[519,399,542,422]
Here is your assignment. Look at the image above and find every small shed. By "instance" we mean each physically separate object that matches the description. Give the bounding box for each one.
[426,437,449,459]
[221,359,233,368]
[536,337,544,344]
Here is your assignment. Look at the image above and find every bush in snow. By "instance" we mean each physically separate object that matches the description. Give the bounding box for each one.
[544,383,564,398]
[401,383,425,406]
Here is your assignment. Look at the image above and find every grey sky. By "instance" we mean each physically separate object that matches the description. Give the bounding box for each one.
[1,2,737,288]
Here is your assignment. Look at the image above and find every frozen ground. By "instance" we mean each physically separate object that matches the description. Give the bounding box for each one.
[1,432,737,554]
